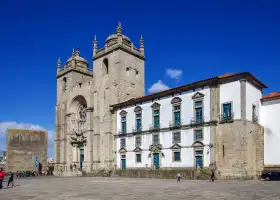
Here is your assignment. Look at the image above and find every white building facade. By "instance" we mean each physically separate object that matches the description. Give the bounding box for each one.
[260,93,280,169]
[112,73,274,176]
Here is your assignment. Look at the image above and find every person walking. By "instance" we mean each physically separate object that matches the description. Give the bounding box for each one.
[7,172,14,188]
[0,168,4,189]
[177,172,181,182]
[210,169,215,182]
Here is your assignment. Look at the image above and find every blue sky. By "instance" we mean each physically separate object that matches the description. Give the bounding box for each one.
[0,0,279,157]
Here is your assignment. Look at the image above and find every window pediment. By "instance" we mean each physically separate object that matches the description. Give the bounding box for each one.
[192,92,204,99]
[133,146,142,152]
[151,102,161,108]
[119,147,127,153]
[120,110,127,116]
[191,141,204,148]
[171,97,182,104]
[170,143,182,149]
[134,106,142,112]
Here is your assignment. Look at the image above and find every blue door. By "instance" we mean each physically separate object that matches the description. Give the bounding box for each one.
[196,156,203,169]
[80,148,84,169]
[121,159,126,169]
[153,153,160,169]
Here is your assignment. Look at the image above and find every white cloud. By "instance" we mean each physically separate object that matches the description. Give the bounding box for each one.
[0,122,54,157]
[166,68,183,80]
[148,80,170,93]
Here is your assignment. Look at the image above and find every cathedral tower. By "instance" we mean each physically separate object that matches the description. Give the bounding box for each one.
[55,48,93,172]
[91,22,145,170]
[54,23,145,175]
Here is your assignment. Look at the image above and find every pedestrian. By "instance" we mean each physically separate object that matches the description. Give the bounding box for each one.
[0,168,4,189]
[177,172,181,182]
[7,172,14,188]
[210,169,215,182]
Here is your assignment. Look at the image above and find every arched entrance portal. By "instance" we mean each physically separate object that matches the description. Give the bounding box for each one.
[69,95,88,171]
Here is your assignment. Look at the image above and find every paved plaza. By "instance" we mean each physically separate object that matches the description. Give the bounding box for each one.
[0,177,280,200]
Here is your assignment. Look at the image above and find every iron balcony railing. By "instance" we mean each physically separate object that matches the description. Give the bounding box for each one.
[219,113,234,123]
[149,124,160,131]
[169,120,183,129]
[118,131,126,136]
[132,126,143,133]
[190,116,205,125]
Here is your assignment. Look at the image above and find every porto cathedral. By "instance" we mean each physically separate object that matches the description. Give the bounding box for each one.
[54,22,145,176]
[54,23,280,179]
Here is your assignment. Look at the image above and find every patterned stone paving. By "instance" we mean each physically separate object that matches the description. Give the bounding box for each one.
[0,177,280,200]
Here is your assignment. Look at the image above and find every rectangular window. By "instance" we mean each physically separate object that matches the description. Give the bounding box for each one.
[136,113,142,131]
[153,109,160,128]
[120,138,126,148]
[194,129,203,140]
[135,136,141,146]
[173,151,181,161]
[222,103,232,120]
[173,131,181,143]
[173,105,181,126]
[153,134,159,145]
[136,154,142,163]
[121,116,126,134]
[194,100,203,123]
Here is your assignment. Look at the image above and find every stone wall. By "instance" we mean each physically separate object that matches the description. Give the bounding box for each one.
[98,168,210,180]
[215,120,264,179]
[6,129,48,172]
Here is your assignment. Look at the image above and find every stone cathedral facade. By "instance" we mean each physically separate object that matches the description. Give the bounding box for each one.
[54,23,280,179]
[54,23,145,176]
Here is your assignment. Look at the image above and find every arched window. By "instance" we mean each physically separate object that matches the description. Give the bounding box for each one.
[103,58,109,74]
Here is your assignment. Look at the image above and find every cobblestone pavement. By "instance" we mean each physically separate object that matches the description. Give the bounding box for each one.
[0,177,280,200]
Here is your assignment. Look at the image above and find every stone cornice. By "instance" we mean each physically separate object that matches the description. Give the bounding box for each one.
[93,44,145,61]
[56,67,93,79]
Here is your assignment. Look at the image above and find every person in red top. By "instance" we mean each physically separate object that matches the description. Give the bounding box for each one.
[0,168,4,189]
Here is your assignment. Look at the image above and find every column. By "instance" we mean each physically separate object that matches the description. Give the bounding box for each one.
[240,79,247,120]
[209,85,219,166]
[86,107,94,172]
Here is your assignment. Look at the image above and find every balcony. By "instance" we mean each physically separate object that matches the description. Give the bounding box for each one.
[252,115,258,124]
[132,126,143,134]
[118,130,126,137]
[149,124,160,132]
[190,117,205,126]
[219,113,234,124]
[169,120,183,130]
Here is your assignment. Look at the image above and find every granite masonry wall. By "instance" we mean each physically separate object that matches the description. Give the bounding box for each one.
[6,129,48,172]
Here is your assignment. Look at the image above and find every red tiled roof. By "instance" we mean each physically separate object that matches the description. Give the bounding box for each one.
[261,92,280,102]
[217,73,235,78]
[111,72,267,110]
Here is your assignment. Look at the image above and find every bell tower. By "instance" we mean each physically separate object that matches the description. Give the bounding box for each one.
[91,22,145,170]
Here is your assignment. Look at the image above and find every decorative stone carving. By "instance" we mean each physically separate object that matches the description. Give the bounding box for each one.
[149,144,162,152]
[134,106,142,112]
[70,106,87,148]
[133,146,142,152]
[120,110,127,116]
[151,102,160,108]
[171,97,182,104]
[192,92,205,99]
[170,143,182,149]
